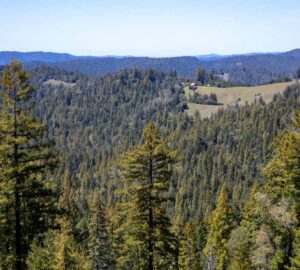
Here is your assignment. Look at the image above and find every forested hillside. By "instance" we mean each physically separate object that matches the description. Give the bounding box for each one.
[201,49,300,73]
[201,49,300,85]
[0,62,299,269]
[26,56,200,79]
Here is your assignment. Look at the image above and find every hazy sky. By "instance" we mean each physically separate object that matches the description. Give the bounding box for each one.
[0,0,299,56]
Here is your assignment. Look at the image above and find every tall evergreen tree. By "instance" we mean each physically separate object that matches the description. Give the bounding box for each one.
[116,122,177,270]
[226,227,252,270]
[178,221,199,270]
[262,109,300,269]
[0,60,57,269]
[88,190,114,270]
[289,228,300,270]
[53,171,90,270]
[251,225,274,269]
[26,231,56,270]
[203,185,235,270]
[196,68,206,85]
[236,109,300,270]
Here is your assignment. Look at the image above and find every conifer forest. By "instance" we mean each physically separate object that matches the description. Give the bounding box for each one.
[0,1,300,269]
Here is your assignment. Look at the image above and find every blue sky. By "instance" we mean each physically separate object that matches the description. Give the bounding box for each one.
[0,0,299,56]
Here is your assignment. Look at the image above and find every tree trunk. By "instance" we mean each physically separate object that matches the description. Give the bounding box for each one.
[208,243,214,270]
[13,90,22,270]
[148,157,154,270]
[283,229,293,268]
[15,187,22,270]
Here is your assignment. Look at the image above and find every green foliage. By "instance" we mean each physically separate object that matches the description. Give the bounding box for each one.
[54,230,90,270]
[188,91,219,105]
[27,229,90,270]
[88,190,115,269]
[115,122,177,270]
[203,185,236,270]
[263,110,300,213]
[196,68,207,85]
[0,60,57,269]
[178,221,200,270]
[232,109,300,270]
[227,227,252,270]
[262,109,300,269]
[26,231,57,270]
[1,63,300,269]
[251,225,274,269]
[289,228,300,270]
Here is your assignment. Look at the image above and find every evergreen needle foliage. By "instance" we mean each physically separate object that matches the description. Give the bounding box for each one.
[115,122,177,270]
[0,61,57,270]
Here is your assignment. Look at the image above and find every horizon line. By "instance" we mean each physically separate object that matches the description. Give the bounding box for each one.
[0,48,299,58]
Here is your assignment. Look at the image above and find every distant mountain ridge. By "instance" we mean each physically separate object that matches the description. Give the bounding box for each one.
[201,48,300,70]
[1,49,298,65]
[0,51,87,65]
[199,49,300,85]
[0,51,131,65]
[0,49,299,85]
[25,56,201,78]
[195,52,277,61]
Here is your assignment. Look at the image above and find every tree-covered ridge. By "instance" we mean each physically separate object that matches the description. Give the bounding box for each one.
[21,48,300,86]
[172,84,299,221]
[28,66,300,218]
[28,66,299,208]
[29,67,185,197]
[26,56,201,79]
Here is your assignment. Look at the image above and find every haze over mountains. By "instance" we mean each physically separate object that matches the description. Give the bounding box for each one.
[0,50,291,65]
[1,49,300,85]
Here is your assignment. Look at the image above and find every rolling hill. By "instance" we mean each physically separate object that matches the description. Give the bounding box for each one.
[184,81,296,117]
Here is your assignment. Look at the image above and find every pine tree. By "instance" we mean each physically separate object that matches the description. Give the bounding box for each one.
[196,68,206,85]
[226,227,252,270]
[241,183,261,234]
[178,221,199,270]
[262,109,300,269]
[251,225,274,269]
[203,185,235,270]
[54,230,90,270]
[289,228,300,270]
[53,171,90,270]
[237,110,300,270]
[263,109,300,216]
[116,122,177,270]
[88,190,114,270]
[0,60,57,269]
[26,231,56,270]
[27,171,90,270]
[27,229,90,270]
[238,184,268,269]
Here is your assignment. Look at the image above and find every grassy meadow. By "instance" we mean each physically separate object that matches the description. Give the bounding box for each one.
[184,81,295,117]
